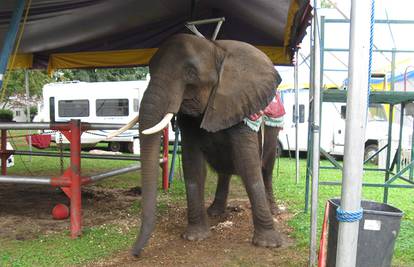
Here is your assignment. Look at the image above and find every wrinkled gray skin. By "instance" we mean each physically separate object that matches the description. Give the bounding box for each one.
[208,126,282,217]
[133,34,282,256]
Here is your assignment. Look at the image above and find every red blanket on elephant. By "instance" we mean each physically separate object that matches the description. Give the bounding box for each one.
[243,92,285,132]
[249,92,285,121]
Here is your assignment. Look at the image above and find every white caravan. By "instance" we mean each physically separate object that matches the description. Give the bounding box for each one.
[35,80,149,153]
[278,89,411,164]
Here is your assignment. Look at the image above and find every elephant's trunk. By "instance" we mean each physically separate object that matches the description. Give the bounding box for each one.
[131,132,160,256]
[131,82,182,256]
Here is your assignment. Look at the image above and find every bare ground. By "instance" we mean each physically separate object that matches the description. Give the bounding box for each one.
[0,184,137,240]
[0,184,307,266]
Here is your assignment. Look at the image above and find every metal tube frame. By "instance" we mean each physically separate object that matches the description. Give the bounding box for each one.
[309,1,321,265]
[185,17,225,41]
[69,119,82,238]
[294,49,300,184]
[305,6,414,267]
[383,104,394,203]
[0,121,138,130]
[162,127,169,191]
[13,150,141,161]
[305,12,414,213]
[0,120,170,238]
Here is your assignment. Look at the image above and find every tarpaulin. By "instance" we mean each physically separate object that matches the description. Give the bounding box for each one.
[0,0,312,70]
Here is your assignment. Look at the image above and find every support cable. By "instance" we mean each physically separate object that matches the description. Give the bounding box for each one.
[1,0,32,102]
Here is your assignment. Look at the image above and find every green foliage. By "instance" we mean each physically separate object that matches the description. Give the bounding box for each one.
[24,106,38,121]
[321,0,335,8]
[57,67,149,82]
[4,70,54,98]
[3,67,149,107]
[0,109,14,121]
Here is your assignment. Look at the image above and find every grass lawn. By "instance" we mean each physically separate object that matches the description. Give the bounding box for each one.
[0,132,413,266]
[275,158,414,266]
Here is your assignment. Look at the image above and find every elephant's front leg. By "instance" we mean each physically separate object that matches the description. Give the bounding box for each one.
[207,173,231,217]
[231,126,282,247]
[181,130,210,241]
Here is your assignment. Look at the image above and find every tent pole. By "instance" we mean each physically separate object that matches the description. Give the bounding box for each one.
[25,70,30,121]
[305,30,314,213]
[309,0,321,265]
[25,70,32,161]
[336,1,373,266]
[294,49,300,184]
[0,0,26,90]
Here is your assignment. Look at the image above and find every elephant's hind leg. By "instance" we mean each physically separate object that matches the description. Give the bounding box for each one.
[180,128,210,241]
[207,173,231,217]
[260,126,281,215]
[231,126,282,248]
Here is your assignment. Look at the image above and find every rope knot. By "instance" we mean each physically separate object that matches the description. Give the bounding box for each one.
[336,207,363,222]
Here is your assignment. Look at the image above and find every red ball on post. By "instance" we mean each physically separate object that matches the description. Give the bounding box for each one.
[52,203,69,220]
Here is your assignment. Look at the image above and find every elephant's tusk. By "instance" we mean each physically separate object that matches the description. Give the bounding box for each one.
[142,113,173,135]
[107,115,139,139]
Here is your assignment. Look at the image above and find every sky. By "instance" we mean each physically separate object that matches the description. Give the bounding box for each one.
[276,0,414,90]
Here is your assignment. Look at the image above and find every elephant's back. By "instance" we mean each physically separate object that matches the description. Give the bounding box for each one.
[215,40,274,68]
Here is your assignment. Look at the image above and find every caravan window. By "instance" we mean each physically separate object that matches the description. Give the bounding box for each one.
[96,99,129,116]
[368,104,387,121]
[58,100,89,117]
[341,104,387,121]
[341,106,346,119]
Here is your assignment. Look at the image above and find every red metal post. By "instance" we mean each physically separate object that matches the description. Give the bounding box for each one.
[69,120,82,238]
[162,127,169,191]
[1,129,7,175]
[318,201,330,267]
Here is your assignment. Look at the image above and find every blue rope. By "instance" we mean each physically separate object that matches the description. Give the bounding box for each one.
[367,0,375,97]
[336,207,363,222]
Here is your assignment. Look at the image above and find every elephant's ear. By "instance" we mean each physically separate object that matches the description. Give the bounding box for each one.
[200,40,281,132]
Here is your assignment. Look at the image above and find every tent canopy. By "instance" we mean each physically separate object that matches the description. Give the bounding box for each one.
[0,0,311,71]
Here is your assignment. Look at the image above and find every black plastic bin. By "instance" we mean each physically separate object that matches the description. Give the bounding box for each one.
[326,198,403,267]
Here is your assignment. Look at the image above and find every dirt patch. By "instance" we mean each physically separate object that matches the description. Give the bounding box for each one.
[88,201,304,267]
[0,185,305,266]
[0,184,138,240]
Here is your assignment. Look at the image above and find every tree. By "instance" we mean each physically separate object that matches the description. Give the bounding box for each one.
[321,0,335,8]
[2,69,53,98]
[58,67,149,82]
[2,67,149,106]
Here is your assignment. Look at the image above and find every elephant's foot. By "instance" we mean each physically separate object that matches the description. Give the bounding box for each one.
[252,229,283,248]
[207,201,227,217]
[182,224,211,241]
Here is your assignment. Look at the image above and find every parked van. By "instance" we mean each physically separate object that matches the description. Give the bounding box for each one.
[278,89,411,164]
[34,80,149,153]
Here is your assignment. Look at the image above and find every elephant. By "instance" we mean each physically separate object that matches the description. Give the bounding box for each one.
[207,125,282,217]
[115,33,284,256]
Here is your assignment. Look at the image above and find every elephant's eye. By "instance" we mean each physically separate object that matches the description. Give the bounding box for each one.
[184,65,199,84]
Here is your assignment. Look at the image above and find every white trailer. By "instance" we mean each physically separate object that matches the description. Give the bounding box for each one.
[34,80,149,153]
[278,89,411,164]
